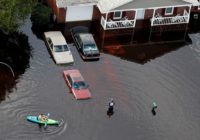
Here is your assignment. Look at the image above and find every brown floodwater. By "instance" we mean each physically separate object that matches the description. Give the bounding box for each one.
[0,19,200,140]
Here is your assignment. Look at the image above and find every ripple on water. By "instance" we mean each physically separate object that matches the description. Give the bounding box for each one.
[1,104,68,139]
[189,33,200,58]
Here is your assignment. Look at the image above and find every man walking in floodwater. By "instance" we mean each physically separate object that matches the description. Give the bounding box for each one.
[109,98,115,110]
[107,98,115,117]
[152,102,157,116]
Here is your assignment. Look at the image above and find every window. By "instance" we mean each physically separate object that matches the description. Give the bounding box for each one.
[63,45,69,51]
[113,11,122,19]
[194,14,198,19]
[50,44,53,50]
[67,75,73,86]
[84,44,97,51]
[54,45,63,52]
[77,35,83,49]
[74,81,88,89]
[165,7,174,15]
[47,38,52,44]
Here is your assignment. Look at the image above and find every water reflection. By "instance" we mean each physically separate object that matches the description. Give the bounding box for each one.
[101,42,186,64]
[0,31,32,102]
[0,65,15,102]
[151,108,156,116]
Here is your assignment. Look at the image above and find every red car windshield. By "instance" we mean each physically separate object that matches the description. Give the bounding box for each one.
[73,81,88,89]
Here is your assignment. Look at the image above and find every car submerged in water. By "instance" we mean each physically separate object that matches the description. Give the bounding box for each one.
[71,26,100,60]
[63,69,91,100]
[44,31,74,64]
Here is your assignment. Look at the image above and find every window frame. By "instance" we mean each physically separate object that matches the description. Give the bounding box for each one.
[47,38,53,50]
[165,7,174,15]
[67,75,73,87]
[113,11,122,19]
[77,35,83,49]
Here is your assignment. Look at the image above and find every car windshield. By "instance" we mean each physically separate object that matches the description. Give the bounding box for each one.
[54,45,69,52]
[73,81,88,89]
[83,44,97,51]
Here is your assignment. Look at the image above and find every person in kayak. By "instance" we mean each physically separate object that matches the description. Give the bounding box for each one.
[38,114,48,122]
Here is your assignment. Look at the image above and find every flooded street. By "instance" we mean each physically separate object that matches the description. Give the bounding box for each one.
[1,19,200,140]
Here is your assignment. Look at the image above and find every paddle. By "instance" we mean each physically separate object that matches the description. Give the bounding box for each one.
[44,113,50,128]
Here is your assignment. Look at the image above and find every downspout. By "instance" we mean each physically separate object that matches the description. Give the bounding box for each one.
[105,12,108,30]
[149,8,156,41]
[187,5,192,23]
[184,5,191,41]
[152,8,156,26]
[134,9,138,27]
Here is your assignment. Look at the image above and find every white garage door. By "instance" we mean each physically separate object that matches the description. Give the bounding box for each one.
[66,5,93,22]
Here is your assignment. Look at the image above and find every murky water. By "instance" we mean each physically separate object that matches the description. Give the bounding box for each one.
[0,19,200,140]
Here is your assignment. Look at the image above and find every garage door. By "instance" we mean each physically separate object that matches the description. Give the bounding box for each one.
[66,5,93,22]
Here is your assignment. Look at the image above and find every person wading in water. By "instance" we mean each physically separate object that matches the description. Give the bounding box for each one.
[107,98,115,117]
[152,102,157,116]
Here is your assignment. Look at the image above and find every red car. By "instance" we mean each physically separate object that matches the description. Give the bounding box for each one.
[63,69,91,100]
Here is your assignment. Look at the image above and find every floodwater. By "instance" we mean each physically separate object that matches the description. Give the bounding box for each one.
[0,19,200,140]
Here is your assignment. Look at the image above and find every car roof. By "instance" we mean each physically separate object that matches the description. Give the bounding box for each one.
[51,37,67,45]
[79,34,95,44]
[45,31,67,45]
[68,70,84,82]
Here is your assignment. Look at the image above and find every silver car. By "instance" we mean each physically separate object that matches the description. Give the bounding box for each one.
[44,31,74,64]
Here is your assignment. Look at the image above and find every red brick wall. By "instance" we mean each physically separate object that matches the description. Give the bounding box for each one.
[46,0,66,23]
[191,6,200,13]
[107,11,135,21]
[47,0,55,10]
[92,6,101,21]
[57,8,66,23]
[123,11,135,20]
[144,9,154,19]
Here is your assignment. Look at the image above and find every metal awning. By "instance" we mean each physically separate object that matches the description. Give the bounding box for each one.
[97,0,132,13]
[182,0,199,6]
[114,0,192,10]
[56,0,98,8]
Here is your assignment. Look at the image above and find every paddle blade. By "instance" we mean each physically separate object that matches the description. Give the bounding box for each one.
[44,122,47,128]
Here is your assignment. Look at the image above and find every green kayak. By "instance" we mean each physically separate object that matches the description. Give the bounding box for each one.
[27,116,59,125]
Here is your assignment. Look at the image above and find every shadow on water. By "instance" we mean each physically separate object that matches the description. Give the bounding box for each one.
[31,24,55,40]
[101,42,186,64]
[0,31,32,102]
[0,66,15,102]
[151,108,156,116]
[107,108,114,118]
[31,25,46,40]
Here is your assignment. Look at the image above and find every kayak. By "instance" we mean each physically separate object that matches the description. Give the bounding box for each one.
[27,116,59,125]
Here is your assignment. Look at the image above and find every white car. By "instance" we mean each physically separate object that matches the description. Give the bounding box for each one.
[44,31,74,64]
